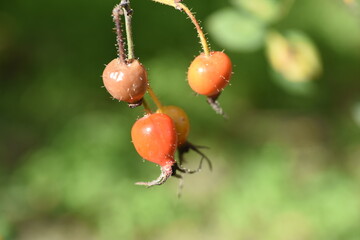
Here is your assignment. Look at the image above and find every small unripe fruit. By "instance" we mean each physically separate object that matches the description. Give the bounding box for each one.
[158,105,190,147]
[102,58,148,103]
[187,51,232,97]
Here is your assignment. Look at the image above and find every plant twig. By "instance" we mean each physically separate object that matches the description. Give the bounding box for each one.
[112,5,127,63]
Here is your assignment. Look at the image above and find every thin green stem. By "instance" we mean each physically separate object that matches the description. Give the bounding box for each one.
[178,3,210,56]
[151,0,210,56]
[121,0,135,61]
[147,86,163,110]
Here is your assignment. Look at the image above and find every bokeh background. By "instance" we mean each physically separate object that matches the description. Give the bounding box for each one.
[1,0,360,239]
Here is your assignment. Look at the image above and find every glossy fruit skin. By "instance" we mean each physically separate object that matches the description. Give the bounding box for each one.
[187,51,232,97]
[131,113,177,167]
[158,106,190,147]
[102,58,148,103]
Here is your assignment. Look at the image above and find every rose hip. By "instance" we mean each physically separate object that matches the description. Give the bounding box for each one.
[102,58,148,104]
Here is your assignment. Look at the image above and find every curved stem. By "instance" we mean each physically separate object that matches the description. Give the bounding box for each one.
[151,0,210,56]
[121,0,135,61]
[178,3,210,56]
[147,86,163,110]
[187,143,212,171]
[135,164,173,187]
[112,5,127,63]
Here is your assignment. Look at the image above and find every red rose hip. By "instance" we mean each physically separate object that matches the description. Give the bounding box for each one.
[102,58,148,104]
[131,113,177,186]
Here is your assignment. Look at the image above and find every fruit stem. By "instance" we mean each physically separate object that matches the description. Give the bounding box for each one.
[112,5,127,64]
[135,164,173,187]
[178,3,210,56]
[147,86,163,110]
[151,0,210,56]
[121,0,136,61]
[142,98,152,114]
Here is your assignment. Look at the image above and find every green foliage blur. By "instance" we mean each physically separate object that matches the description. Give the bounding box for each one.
[1,0,360,239]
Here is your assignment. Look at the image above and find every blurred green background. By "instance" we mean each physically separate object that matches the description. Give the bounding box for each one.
[1,0,360,239]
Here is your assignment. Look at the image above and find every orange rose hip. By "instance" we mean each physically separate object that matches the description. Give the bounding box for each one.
[187,51,232,97]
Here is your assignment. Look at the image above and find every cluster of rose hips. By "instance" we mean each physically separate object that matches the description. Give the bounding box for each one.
[102,0,232,188]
